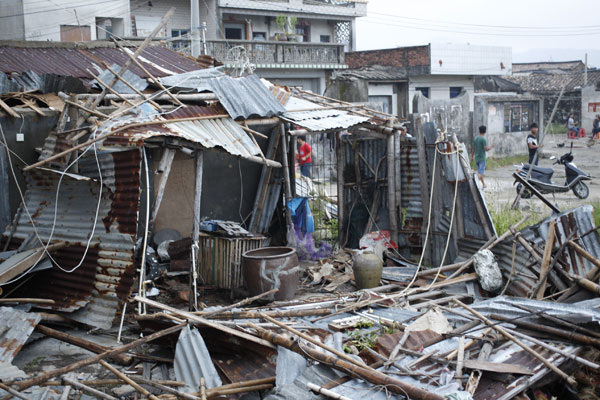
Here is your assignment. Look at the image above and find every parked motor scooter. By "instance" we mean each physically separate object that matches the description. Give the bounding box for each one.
[514,142,592,199]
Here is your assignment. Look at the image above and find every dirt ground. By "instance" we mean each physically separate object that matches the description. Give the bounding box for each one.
[481,133,600,215]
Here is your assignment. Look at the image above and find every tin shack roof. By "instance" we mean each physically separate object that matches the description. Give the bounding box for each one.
[0,41,206,80]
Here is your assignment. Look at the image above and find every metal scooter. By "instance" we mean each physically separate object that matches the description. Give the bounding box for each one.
[514,142,592,199]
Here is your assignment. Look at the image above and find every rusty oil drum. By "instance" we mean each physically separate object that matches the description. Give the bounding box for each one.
[242,247,300,301]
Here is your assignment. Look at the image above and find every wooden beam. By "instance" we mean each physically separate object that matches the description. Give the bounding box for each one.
[536,220,556,299]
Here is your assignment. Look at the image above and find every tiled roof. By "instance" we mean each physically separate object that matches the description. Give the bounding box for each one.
[505,69,600,93]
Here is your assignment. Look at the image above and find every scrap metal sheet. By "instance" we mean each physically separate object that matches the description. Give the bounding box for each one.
[0,307,41,364]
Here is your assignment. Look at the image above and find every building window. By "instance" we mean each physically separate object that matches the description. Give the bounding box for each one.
[450,87,463,98]
[253,31,266,40]
[368,95,392,114]
[504,102,536,133]
[171,29,189,38]
[224,23,245,40]
[415,87,429,99]
[320,35,331,43]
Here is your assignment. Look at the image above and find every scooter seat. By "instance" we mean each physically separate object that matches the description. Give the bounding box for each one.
[522,164,554,177]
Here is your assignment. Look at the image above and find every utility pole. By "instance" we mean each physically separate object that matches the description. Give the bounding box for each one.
[191,0,201,57]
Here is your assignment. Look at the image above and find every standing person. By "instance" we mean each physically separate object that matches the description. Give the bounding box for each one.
[568,113,579,137]
[593,114,600,139]
[472,125,493,189]
[527,123,543,165]
[297,135,312,178]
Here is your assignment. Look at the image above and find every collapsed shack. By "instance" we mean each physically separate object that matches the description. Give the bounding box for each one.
[0,36,599,400]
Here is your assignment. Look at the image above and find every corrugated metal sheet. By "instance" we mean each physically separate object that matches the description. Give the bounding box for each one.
[0,307,40,363]
[102,106,261,158]
[0,70,88,95]
[1,150,141,329]
[459,205,600,298]
[0,44,205,80]
[92,64,148,94]
[196,74,285,119]
[282,95,369,132]
[157,68,226,89]
[174,326,222,392]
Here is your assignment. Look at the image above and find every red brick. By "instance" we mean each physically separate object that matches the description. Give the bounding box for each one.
[346,45,430,69]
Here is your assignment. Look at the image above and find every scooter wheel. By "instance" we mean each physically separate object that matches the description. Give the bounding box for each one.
[573,182,589,199]
[516,184,532,199]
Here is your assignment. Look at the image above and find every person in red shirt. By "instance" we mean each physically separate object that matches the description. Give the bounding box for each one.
[297,135,312,178]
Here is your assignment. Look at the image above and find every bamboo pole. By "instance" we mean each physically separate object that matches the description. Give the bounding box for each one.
[133,296,275,349]
[41,379,185,387]
[113,39,184,107]
[129,376,200,400]
[199,289,278,318]
[200,377,207,400]
[0,383,31,400]
[62,377,116,400]
[207,384,272,397]
[87,70,136,107]
[249,322,444,400]
[15,324,186,391]
[307,383,352,400]
[0,298,54,305]
[35,325,132,365]
[454,299,576,385]
[99,360,160,400]
[100,63,161,109]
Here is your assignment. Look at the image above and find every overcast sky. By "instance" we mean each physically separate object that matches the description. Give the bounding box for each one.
[355,0,600,68]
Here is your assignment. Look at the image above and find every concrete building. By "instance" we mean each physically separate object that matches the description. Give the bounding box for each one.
[327,43,512,118]
[582,84,600,135]
[473,93,543,157]
[0,0,131,41]
[129,0,367,94]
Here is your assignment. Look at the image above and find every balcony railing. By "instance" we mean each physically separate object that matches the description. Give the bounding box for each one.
[170,39,346,66]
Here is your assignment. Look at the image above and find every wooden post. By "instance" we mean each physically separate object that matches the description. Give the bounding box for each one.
[99,360,160,400]
[336,131,345,245]
[62,377,116,400]
[249,127,280,233]
[151,148,176,225]
[536,220,556,299]
[415,117,431,264]
[279,124,295,244]
[394,130,402,240]
[387,133,398,245]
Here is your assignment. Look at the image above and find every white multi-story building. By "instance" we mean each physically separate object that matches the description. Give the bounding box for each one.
[0,0,131,41]
[129,0,368,93]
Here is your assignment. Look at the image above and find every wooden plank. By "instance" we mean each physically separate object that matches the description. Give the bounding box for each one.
[0,98,19,118]
[512,172,561,213]
[0,242,66,284]
[414,117,431,264]
[151,148,176,225]
[462,360,533,375]
[536,220,556,299]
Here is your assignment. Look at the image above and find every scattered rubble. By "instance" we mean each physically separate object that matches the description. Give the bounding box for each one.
[0,11,598,400]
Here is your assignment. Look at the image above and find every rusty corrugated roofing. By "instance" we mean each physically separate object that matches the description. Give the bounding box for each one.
[0,307,40,364]
[1,150,141,329]
[102,105,261,158]
[0,44,205,80]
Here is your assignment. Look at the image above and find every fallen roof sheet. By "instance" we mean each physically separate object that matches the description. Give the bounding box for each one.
[174,326,222,392]
[1,150,141,329]
[0,43,205,80]
[0,307,41,364]
[92,64,148,94]
[282,95,369,132]
[196,74,285,119]
[102,106,261,158]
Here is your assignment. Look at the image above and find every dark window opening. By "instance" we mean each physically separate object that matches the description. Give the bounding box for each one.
[504,102,537,132]
[320,35,331,43]
[225,27,243,39]
[415,87,429,99]
[253,31,266,40]
[450,87,463,98]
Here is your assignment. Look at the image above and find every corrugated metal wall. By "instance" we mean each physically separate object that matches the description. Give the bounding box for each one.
[1,149,141,329]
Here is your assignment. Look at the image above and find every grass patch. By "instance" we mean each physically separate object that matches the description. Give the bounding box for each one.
[592,200,600,227]
[471,155,528,171]
[546,123,568,135]
[489,202,544,236]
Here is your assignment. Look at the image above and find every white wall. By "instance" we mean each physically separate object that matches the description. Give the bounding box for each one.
[309,19,334,43]
[22,0,130,41]
[368,83,396,115]
[408,75,475,113]
[0,0,25,40]
[131,0,190,35]
[582,85,600,134]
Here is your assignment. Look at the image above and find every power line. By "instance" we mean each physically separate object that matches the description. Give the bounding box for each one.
[368,11,600,32]
[359,17,600,37]
[0,0,123,19]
